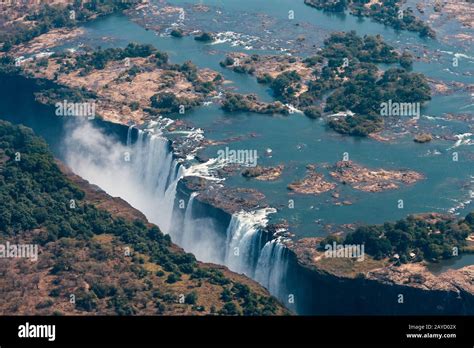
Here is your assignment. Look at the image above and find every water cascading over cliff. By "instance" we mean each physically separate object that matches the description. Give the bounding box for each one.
[64,121,181,233]
[63,120,289,305]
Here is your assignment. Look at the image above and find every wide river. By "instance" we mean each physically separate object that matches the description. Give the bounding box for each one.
[1,0,473,272]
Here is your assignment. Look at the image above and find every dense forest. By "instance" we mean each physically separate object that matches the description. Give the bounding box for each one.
[0,121,286,316]
[241,31,431,136]
[319,213,473,263]
[304,0,435,38]
[319,32,430,135]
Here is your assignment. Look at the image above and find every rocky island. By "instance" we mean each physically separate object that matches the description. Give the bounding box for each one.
[242,165,284,181]
[287,165,336,195]
[329,160,424,192]
[3,43,222,125]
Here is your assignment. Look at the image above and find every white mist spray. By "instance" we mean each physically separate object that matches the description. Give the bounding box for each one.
[63,120,289,305]
[64,121,181,233]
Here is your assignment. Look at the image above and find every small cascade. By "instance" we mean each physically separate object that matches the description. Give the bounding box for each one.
[255,238,289,299]
[126,125,133,147]
[171,191,226,264]
[224,208,275,274]
[222,208,290,303]
[180,192,198,246]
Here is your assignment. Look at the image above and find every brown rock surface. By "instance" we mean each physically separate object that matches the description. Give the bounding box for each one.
[242,165,284,181]
[367,263,474,295]
[329,160,424,192]
[288,166,336,195]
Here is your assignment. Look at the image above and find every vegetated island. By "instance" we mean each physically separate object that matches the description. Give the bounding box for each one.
[221,93,289,115]
[303,0,435,38]
[220,31,431,137]
[0,1,141,53]
[0,120,288,316]
[0,43,223,125]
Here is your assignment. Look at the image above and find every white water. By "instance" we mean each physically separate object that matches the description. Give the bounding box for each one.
[175,191,224,263]
[255,238,289,299]
[447,133,474,150]
[224,208,276,276]
[63,120,289,305]
[64,121,181,233]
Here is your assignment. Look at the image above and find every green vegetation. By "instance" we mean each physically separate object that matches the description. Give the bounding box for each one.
[222,93,288,115]
[217,283,282,315]
[222,93,256,112]
[61,43,161,73]
[321,31,400,64]
[0,1,140,52]
[194,32,214,42]
[170,28,184,38]
[150,92,200,114]
[319,214,473,262]
[0,55,21,75]
[0,120,284,316]
[304,0,435,38]
[219,56,256,74]
[272,31,429,135]
[218,32,429,134]
[219,28,430,136]
[325,66,429,136]
[303,105,323,119]
[34,85,98,106]
[256,73,273,84]
[270,71,301,101]
[220,56,236,67]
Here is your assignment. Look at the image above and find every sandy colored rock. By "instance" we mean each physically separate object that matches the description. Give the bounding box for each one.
[242,165,284,181]
[329,160,424,192]
[288,166,336,195]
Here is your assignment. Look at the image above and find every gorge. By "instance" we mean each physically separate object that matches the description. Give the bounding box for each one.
[0,0,473,316]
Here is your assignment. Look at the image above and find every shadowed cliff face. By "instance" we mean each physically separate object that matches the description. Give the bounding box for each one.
[284,250,474,315]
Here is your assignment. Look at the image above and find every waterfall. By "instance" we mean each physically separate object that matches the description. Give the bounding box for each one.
[223,209,289,304]
[255,238,289,299]
[180,192,198,246]
[224,211,263,276]
[64,121,181,234]
[129,129,183,232]
[63,120,290,308]
[173,191,226,264]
